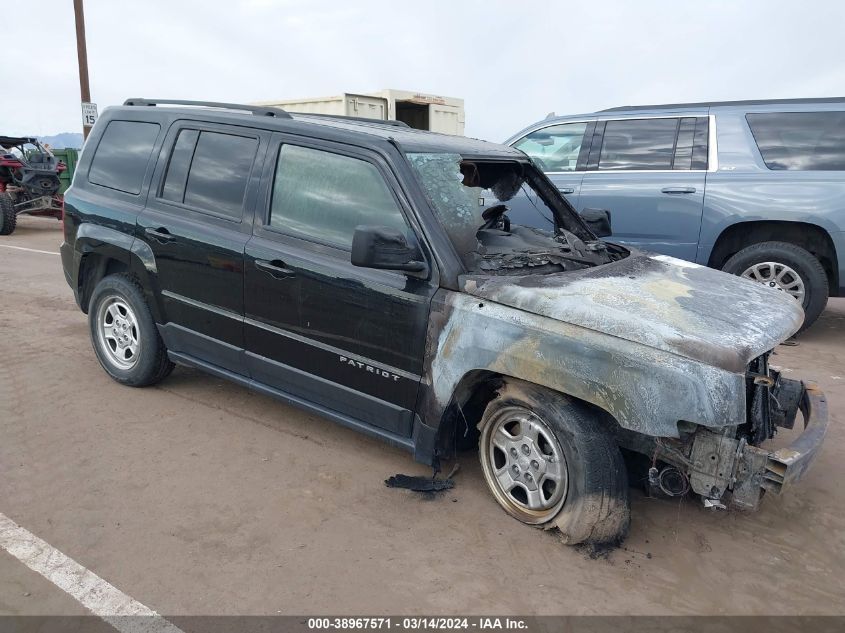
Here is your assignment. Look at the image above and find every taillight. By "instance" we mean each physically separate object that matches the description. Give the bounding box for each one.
[62,197,69,241]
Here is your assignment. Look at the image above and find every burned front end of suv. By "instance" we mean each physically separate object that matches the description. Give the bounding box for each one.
[643,353,827,511]
[406,151,827,513]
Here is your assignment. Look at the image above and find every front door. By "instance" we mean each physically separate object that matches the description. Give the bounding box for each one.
[137,122,267,373]
[244,137,437,437]
[507,120,592,230]
[577,116,709,260]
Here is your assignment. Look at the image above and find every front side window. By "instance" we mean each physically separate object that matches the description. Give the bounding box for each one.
[747,111,845,170]
[89,120,160,194]
[598,118,679,171]
[512,122,588,172]
[269,145,411,249]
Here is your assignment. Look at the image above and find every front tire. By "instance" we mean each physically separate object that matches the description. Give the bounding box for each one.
[721,241,828,332]
[88,274,173,387]
[478,381,630,545]
[0,192,17,235]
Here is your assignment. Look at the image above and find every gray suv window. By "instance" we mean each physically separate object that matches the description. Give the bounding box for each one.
[598,118,678,171]
[89,120,160,195]
[512,122,588,172]
[269,144,410,249]
[747,111,845,171]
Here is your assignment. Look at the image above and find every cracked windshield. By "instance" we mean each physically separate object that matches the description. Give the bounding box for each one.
[406,152,619,274]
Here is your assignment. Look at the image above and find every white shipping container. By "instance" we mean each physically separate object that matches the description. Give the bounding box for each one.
[255,89,465,135]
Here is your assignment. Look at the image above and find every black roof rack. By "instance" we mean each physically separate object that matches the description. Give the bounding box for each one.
[293,112,410,128]
[123,98,292,119]
[600,97,845,112]
[1,135,38,146]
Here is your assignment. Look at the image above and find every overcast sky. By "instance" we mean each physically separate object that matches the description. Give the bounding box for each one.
[3,0,844,142]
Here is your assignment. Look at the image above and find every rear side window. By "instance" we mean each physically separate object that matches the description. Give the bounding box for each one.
[672,116,709,170]
[598,118,679,170]
[513,122,588,172]
[89,120,160,194]
[161,129,198,202]
[159,129,258,219]
[268,144,410,249]
[746,111,845,170]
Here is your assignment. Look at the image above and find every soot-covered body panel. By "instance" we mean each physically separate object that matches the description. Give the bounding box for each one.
[416,252,804,442]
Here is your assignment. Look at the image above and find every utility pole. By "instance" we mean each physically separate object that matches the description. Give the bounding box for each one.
[73,0,93,139]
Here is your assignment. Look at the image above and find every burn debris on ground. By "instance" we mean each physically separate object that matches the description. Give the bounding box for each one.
[384,474,455,493]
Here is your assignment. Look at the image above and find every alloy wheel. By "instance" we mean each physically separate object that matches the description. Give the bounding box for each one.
[95,295,141,370]
[741,261,806,304]
[479,406,568,524]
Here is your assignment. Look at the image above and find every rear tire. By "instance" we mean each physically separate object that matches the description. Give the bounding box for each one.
[88,274,174,387]
[721,241,828,333]
[478,381,630,545]
[0,192,16,235]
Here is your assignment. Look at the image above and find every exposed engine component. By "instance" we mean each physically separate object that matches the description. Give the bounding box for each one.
[743,353,806,445]
[657,466,690,497]
[647,464,691,498]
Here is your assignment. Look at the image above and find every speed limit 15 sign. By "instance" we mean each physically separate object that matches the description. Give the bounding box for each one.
[81,102,98,127]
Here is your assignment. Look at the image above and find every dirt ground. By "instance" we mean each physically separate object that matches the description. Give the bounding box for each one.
[1,216,843,616]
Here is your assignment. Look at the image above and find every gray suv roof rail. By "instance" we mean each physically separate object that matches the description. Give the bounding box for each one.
[601,97,845,112]
[294,112,410,128]
[123,98,292,119]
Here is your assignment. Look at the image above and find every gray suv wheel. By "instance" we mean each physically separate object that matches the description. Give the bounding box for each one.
[722,241,828,333]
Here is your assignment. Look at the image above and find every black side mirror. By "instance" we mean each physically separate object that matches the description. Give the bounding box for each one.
[351,225,427,273]
[580,208,612,238]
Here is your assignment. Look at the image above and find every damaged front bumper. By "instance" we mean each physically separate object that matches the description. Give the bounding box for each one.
[707,380,828,510]
[744,382,828,500]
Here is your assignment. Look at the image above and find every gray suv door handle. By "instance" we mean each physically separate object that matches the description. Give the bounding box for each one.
[145,227,175,243]
[560,187,576,194]
[661,186,696,194]
[256,259,295,278]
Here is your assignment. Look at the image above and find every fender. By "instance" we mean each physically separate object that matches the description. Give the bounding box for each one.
[422,253,800,441]
[415,289,750,444]
[73,223,165,322]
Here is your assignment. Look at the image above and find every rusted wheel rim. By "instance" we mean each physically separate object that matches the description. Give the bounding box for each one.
[479,406,568,524]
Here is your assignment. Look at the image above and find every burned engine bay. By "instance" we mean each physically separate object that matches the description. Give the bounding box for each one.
[475,224,615,274]
[405,152,627,275]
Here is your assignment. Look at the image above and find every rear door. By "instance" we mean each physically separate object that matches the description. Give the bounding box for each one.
[508,120,592,230]
[137,121,268,374]
[577,116,709,260]
[244,135,437,438]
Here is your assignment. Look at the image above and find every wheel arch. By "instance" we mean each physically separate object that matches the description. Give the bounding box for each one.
[708,220,839,296]
[74,224,163,319]
[433,370,622,458]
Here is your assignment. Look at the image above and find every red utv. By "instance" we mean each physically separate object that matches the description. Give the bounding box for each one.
[0,136,66,235]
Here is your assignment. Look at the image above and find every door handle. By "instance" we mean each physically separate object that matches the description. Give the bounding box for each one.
[144,226,175,242]
[661,186,696,194]
[560,187,576,194]
[255,259,295,278]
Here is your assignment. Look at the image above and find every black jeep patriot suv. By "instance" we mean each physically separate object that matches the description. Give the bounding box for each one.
[61,99,827,545]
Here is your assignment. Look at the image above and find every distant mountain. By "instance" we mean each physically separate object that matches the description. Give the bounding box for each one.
[38,133,84,149]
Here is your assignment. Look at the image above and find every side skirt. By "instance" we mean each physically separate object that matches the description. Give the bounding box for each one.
[167,350,416,454]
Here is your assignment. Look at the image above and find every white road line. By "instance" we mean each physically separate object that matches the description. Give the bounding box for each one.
[0,243,60,255]
[0,512,185,633]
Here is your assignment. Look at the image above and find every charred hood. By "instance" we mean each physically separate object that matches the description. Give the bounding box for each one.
[461,252,804,373]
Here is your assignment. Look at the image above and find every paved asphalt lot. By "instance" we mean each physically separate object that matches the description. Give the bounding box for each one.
[1,216,844,619]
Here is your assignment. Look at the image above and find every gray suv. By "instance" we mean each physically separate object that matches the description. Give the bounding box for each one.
[504,98,845,330]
